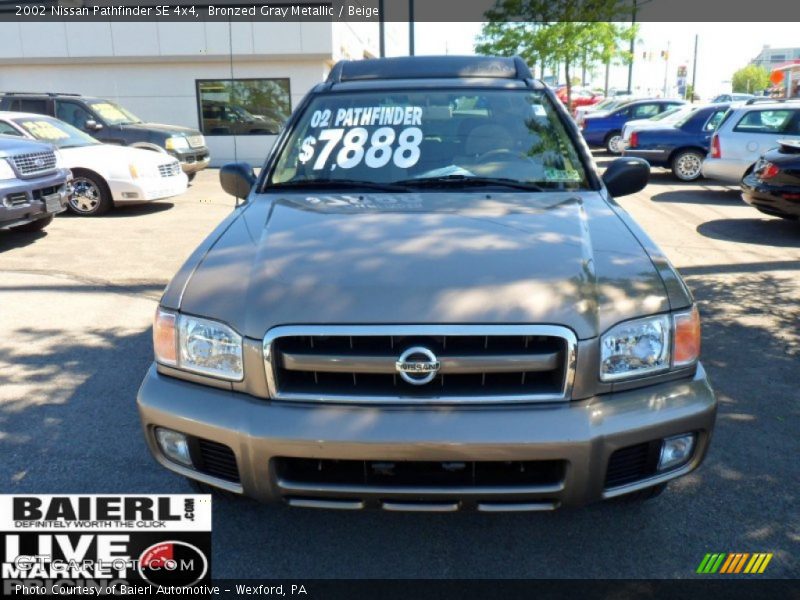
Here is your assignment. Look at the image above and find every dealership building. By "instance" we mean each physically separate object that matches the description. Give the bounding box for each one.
[0,21,381,165]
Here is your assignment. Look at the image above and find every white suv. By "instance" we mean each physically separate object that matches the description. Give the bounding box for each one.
[702,99,800,184]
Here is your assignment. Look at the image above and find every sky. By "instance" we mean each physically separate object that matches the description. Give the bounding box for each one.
[399,22,799,98]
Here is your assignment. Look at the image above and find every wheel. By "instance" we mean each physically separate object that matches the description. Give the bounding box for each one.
[11,214,53,232]
[617,482,668,503]
[671,150,704,181]
[69,172,112,216]
[186,477,241,501]
[605,131,623,155]
[187,172,196,183]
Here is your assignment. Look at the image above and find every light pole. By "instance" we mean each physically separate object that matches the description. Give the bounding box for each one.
[409,0,415,56]
[627,0,653,93]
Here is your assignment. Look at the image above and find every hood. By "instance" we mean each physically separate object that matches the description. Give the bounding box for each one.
[60,143,178,168]
[177,192,671,340]
[120,122,201,137]
[0,135,54,158]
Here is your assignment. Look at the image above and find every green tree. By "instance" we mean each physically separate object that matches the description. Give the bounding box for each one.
[732,65,770,94]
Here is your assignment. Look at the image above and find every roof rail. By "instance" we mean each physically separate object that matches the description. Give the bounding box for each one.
[744,97,800,105]
[327,56,534,83]
[1,92,81,97]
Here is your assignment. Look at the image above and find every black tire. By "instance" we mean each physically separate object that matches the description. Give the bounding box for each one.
[605,131,623,155]
[617,482,668,503]
[671,150,705,181]
[69,171,112,216]
[11,214,53,232]
[187,172,196,183]
[186,477,241,501]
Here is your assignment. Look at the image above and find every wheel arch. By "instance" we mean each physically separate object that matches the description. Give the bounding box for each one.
[70,167,113,200]
[130,141,168,153]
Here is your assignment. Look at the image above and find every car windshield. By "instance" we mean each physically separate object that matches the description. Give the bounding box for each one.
[85,100,142,125]
[269,89,589,190]
[13,116,100,148]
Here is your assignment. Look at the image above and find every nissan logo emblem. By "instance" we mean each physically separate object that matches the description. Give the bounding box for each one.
[395,346,440,385]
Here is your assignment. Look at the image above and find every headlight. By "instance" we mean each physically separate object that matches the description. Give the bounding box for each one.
[600,307,701,382]
[600,314,670,381]
[0,158,16,180]
[153,308,243,381]
[165,136,189,151]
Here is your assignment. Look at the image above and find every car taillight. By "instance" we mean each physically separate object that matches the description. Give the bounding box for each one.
[629,131,638,148]
[710,135,721,158]
[758,161,780,180]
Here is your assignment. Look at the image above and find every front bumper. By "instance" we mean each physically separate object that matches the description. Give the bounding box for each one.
[741,174,800,218]
[701,157,747,185]
[138,364,717,510]
[110,173,189,204]
[0,171,71,229]
[169,148,211,174]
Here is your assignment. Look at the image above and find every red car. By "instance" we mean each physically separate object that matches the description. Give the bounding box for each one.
[555,86,605,115]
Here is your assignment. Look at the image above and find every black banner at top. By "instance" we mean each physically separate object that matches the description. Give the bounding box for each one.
[1,0,800,22]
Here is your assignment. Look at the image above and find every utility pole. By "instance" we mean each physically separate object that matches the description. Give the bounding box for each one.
[408,0,415,56]
[378,0,385,57]
[690,34,698,102]
[662,41,670,97]
[627,0,636,92]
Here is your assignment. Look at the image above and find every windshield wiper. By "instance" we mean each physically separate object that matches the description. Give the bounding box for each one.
[265,179,410,192]
[394,175,544,191]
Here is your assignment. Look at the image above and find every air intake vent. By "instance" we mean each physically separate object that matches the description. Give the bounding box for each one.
[605,442,660,488]
[193,438,239,483]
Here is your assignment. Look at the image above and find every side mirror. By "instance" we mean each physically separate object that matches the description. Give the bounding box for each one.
[602,157,649,197]
[220,162,256,199]
[85,120,102,131]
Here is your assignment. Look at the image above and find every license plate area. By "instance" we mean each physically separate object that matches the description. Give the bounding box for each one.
[44,193,62,213]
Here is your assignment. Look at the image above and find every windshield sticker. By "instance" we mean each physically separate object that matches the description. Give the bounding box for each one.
[91,102,127,121]
[19,120,70,140]
[544,167,582,182]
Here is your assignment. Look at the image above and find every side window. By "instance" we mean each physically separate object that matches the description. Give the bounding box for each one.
[733,109,793,133]
[704,110,727,132]
[0,121,22,136]
[17,99,47,114]
[630,103,660,119]
[56,101,94,129]
[783,111,800,135]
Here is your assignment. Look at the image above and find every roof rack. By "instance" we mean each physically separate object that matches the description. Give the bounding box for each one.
[327,56,533,84]
[1,92,81,97]
[744,97,800,105]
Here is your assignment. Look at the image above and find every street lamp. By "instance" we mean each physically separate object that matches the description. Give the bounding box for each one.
[627,0,654,93]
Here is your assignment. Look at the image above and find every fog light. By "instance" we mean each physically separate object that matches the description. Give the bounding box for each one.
[658,433,695,471]
[155,428,192,467]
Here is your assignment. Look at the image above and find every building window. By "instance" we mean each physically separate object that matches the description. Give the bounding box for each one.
[196,79,291,136]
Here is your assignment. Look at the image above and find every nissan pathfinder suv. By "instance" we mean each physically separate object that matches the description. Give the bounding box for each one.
[137,56,717,511]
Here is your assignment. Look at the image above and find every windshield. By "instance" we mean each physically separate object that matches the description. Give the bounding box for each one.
[269,89,589,190]
[85,100,142,125]
[13,116,100,148]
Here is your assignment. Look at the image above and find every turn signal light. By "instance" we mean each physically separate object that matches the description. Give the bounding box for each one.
[153,308,177,366]
[673,306,701,367]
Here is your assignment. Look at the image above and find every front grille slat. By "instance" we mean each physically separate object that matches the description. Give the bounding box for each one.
[264,325,575,404]
[11,151,57,176]
[158,162,181,178]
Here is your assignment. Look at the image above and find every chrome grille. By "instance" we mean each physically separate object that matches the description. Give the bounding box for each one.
[10,151,56,176]
[187,135,205,148]
[263,325,576,404]
[158,162,181,178]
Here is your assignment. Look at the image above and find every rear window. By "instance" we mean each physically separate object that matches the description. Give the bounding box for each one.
[269,89,590,190]
[733,109,795,134]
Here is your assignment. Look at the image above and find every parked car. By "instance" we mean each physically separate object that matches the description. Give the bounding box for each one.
[137,55,715,509]
[0,112,188,216]
[0,93,210,180]
[710,93,755,103]
[623,103,731,181]
[555,86,604,115]
[0,135,71,232]
[740,139,800,219]
[581,98,686,154]
[702,99,800,184]
[620,104,698,146]
[574,96,632,127]
[201,100,282,135]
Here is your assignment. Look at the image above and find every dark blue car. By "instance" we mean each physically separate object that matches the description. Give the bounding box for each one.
[623,103,730,181]
[581,98,685,154]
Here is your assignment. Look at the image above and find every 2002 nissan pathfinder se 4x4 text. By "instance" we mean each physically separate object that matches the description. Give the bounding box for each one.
[137,56,716,511]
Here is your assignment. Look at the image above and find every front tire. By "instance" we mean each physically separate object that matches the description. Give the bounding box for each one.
[69,172,112,216]
[187,172,196,183]
[605,131,623,155]
[11,214,53,232]
[671,150,704,181]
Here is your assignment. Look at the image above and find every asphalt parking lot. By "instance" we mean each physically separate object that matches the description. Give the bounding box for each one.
[1,157,798,579]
